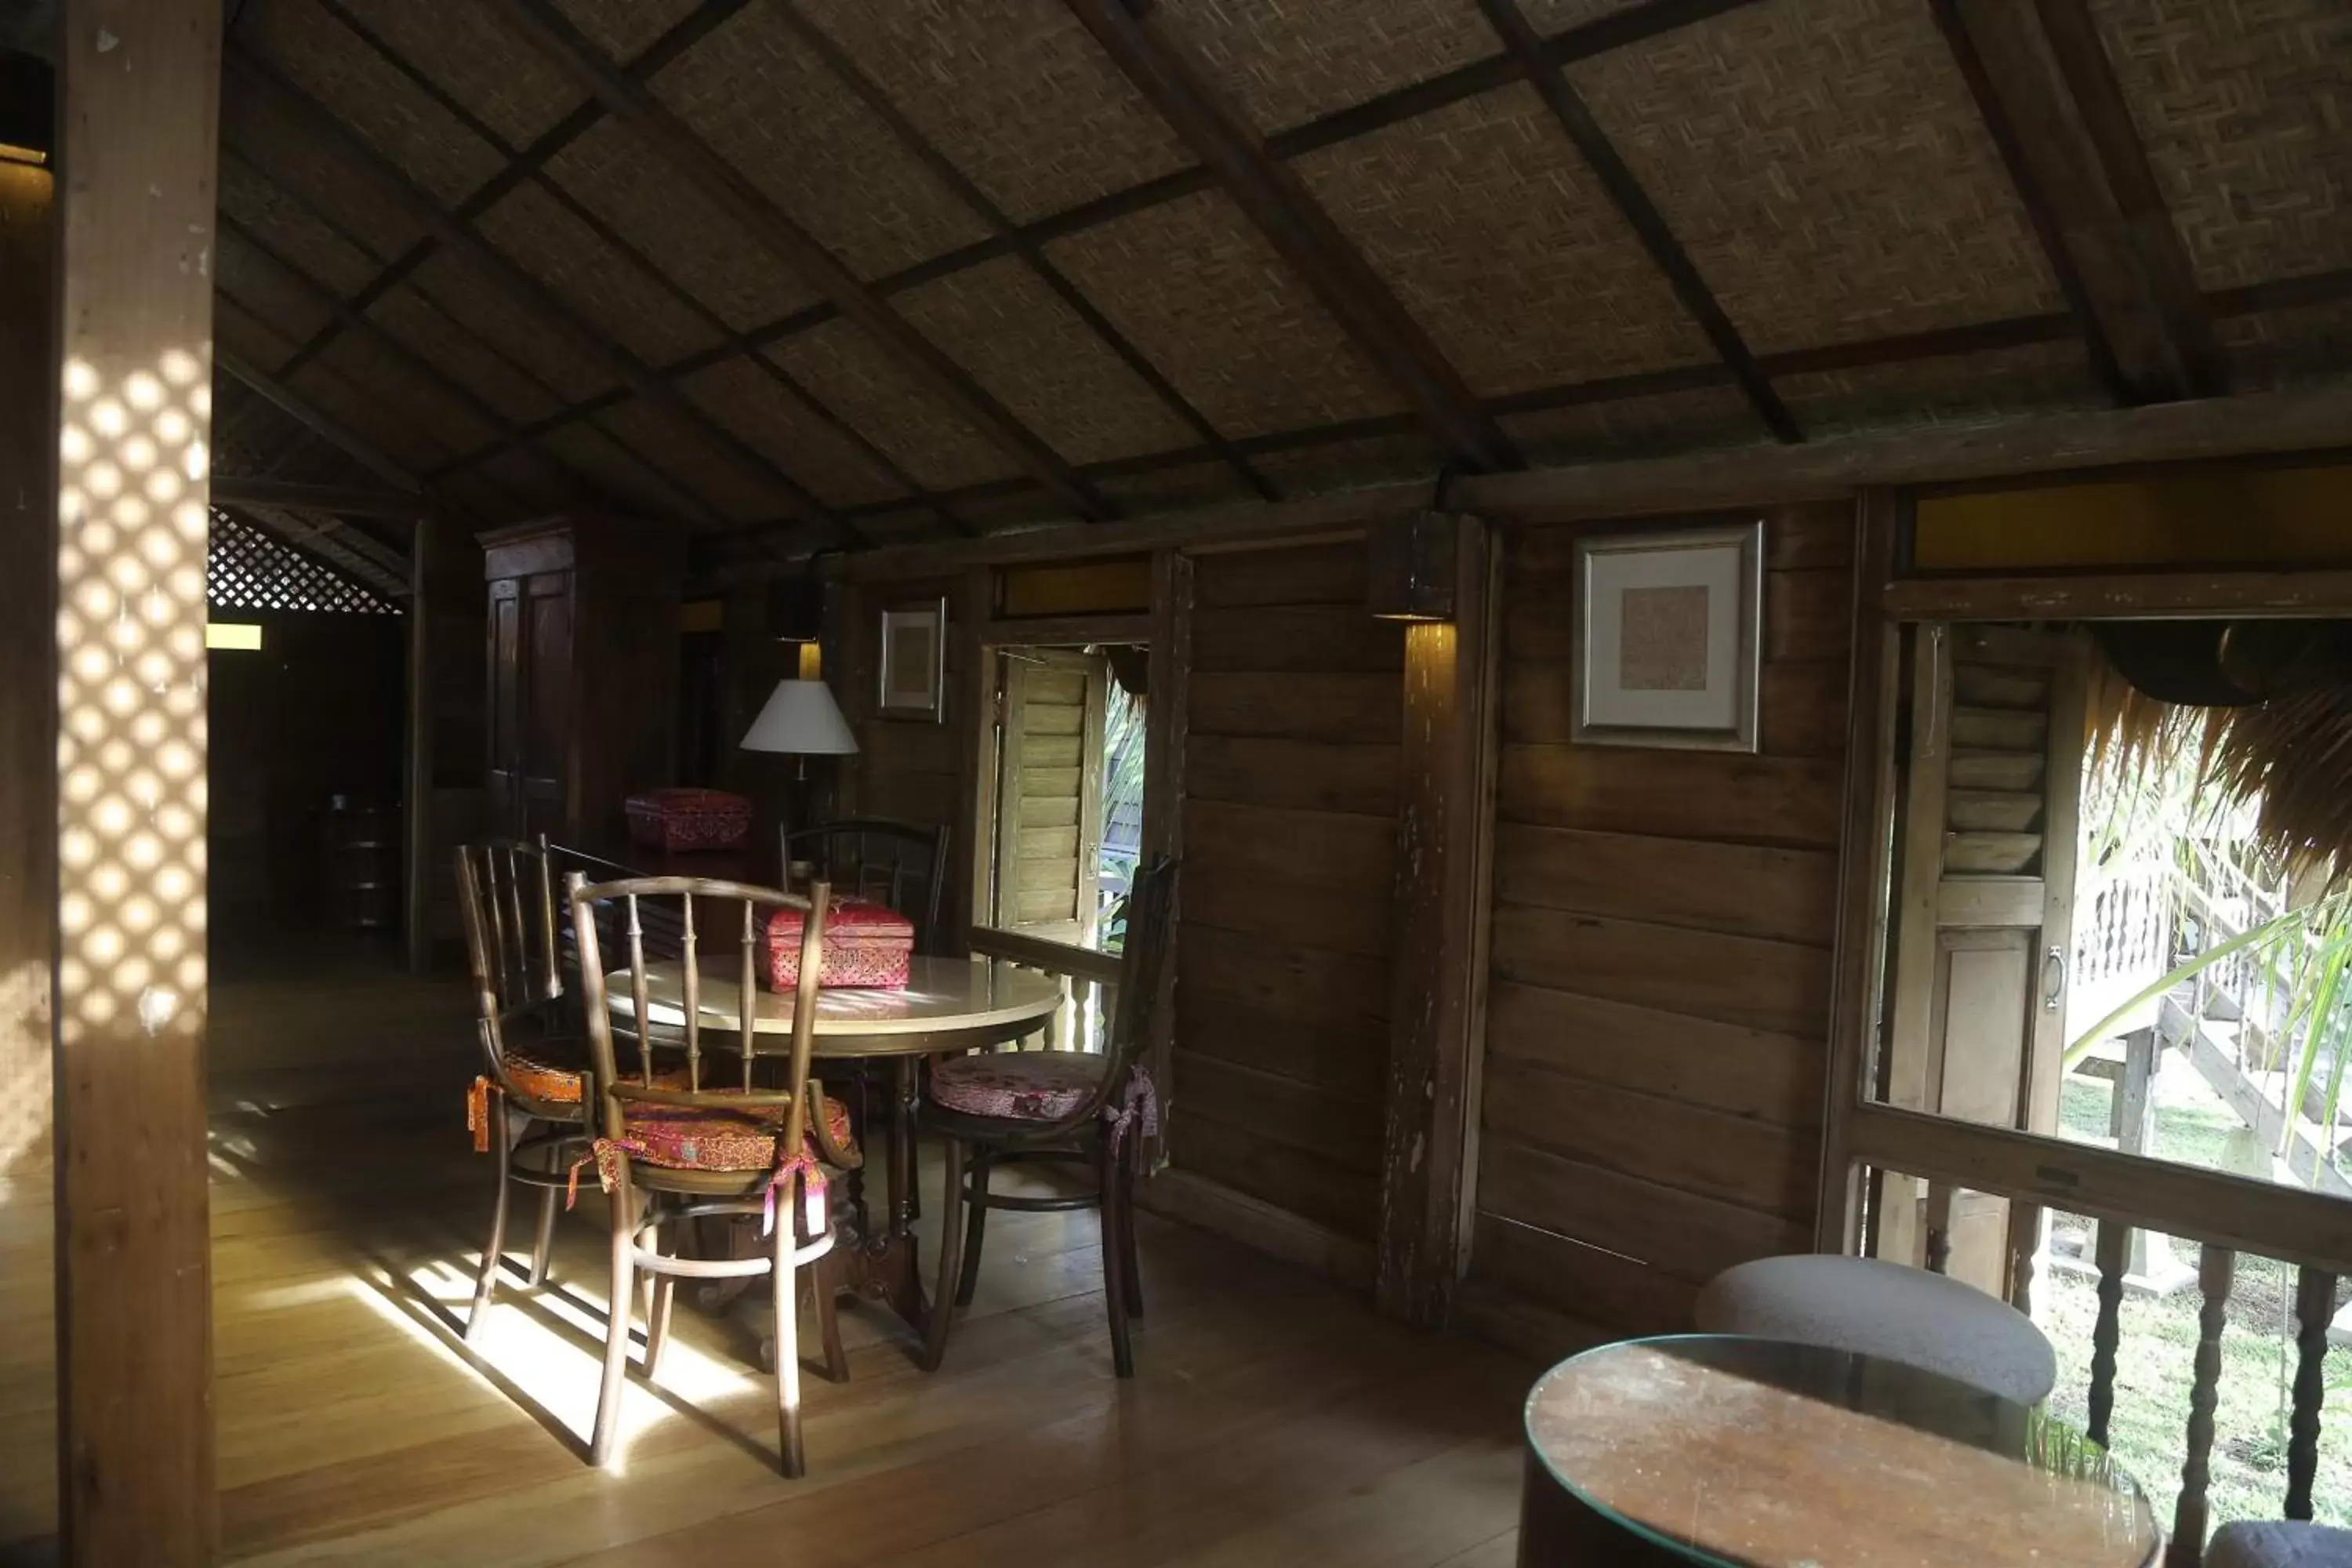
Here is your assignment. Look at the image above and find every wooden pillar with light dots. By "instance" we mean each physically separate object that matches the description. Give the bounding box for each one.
[49,1,222,1560]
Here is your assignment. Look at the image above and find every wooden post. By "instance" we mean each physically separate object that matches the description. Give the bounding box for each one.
[51,0,223,1559]
[1138,548,1192,1171]
[405,514,434,974]
[0,93,60,1562]
[1375,515,1498,1326]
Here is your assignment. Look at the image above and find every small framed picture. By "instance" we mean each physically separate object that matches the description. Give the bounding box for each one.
[877,597,948,721]
[1572,521,1763,752]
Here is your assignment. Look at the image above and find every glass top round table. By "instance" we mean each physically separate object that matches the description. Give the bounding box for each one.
[1519,1335,2159,1567]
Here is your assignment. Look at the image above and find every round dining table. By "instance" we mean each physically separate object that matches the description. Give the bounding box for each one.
[602,955,1065,1373]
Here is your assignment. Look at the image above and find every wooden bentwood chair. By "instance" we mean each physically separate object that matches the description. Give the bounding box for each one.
[921,857,1176,1377]
[565,873,861,1475]
[458,838,596,1339]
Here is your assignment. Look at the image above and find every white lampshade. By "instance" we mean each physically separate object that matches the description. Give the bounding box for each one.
[741,677,858,756]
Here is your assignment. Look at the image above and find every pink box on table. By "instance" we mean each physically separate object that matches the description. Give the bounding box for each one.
[764,897,913,990]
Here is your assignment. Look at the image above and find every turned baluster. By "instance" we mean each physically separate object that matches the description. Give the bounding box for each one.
[2087,1218,2129,1447]
[2285,1268,2335,1520]
[2005,1200,2042,1316]
[1923,1181,1955,1276]
[2169,1246,2235,1567]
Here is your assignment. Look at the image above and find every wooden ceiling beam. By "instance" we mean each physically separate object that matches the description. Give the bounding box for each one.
[214,347,426,495]
[224,52,853,543]
[423,0,1762,487]
[1925,0,2130,405]
[1472,0,1800,444]
[215,151,730,532]
[1061,0,1519,473]
[267,0,750,383]
[312,1,966,543]
[771,0,1277,504]
[214,204,601,511]
[211,476,426,519]
[1942,0,2223,401]
[483,0,1111,523]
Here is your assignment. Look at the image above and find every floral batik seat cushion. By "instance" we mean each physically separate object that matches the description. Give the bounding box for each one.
[930,1051,1109,1123]
[615,1094,858,1174]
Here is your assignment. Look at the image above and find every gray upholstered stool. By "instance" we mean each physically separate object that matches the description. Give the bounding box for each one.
[2207,1523,2352,1568]
[1693,1254,2057,1405]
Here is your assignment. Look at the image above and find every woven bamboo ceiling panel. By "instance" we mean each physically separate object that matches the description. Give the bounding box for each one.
[1568,0,2062,353]
[331,0,584,146]
[794,0,1192,223]
[652,4,990,281]
[554,0,706,63]
[1046,189,1403,438]
[471,181,726,365]
[2091,0,2350,292]
[597,398,779,524]
[1297,82,1716,397]
[768,321,1022,491]
[409,251,620,405]
[207,0,2352,551]
[365,285,567,425]
[1152,0,1500,136]
[681,358,913,510]
[546,120,823,332]
[244,0,507,208]
[895,256,1200,465]
[216,157,381,297]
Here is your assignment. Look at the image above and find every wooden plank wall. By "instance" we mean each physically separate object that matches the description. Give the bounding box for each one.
[839,575,964,831]
[1467,506,1855,1332]
[1171,542,1405,1242]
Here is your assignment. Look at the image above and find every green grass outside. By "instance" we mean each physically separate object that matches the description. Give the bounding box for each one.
[2039,1076,2351,1536]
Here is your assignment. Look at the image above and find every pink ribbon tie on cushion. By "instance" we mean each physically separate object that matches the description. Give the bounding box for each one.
[1103,1069,1160,1149]
[764,1148,827,1238]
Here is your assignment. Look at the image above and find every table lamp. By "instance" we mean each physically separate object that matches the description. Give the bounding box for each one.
[740,648,858,869]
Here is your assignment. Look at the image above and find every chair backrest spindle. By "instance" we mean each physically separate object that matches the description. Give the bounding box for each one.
[680,890,701,1091]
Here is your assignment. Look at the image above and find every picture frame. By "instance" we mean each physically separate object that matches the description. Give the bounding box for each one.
[1571,521,1763,753]
[877,597,948,722]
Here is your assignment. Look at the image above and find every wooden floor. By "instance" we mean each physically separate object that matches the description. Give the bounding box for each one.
[5,940,1537,1566]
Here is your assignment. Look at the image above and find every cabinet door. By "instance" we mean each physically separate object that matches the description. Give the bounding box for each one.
[486,578,524,836]
[518,570,573,838]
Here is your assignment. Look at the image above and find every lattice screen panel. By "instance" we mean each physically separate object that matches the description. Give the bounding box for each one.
[206,509,400,615]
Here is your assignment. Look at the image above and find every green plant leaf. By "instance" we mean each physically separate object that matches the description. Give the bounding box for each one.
[2063,904,2313,1071]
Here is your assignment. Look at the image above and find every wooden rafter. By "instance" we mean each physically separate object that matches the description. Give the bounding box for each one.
[211,476,425,518]
[308,0,967,541]
[2030,0,2223,396]
[483,0,1112,523]
[214,347,425,495]
[771,0,1277,503]
[1925,0,2131,405]
[216,151,733,532]
[422,0,1766,486]
[267,0,751,383]
[1060,0,1520,472]
[214,204,601,510]
[223,51,855,543]
[1472,0,1801,443]
[1944,0,2223,401]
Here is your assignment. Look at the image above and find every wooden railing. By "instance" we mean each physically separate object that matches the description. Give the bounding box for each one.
[968,924,1120,1053]
[1852,1103,2347,1563]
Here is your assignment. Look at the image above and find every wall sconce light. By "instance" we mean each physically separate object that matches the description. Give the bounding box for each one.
[1367,508,1467,622]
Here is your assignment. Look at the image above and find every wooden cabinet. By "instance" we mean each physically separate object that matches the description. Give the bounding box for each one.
[482,518,682,845]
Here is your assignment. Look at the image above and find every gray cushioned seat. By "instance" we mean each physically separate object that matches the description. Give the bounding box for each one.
[1693,1254,2057,1405]
[2207,1523,2352,1568]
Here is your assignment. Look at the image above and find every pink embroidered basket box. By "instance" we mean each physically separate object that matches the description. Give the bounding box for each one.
[764,897,913,991]
[624,789,752,852]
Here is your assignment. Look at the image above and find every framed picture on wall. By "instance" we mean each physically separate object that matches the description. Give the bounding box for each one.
[1572,521,1762,752]
[877,597,948,721]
